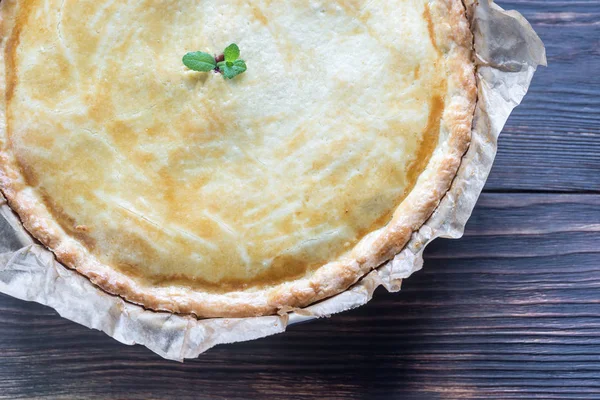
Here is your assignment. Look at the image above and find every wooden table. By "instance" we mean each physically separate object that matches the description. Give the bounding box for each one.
[1,1,599,399]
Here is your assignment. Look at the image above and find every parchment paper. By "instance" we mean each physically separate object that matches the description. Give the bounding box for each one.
[0,0,546,361]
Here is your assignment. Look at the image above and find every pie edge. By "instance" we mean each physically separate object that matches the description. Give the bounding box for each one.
[0,0,477,318]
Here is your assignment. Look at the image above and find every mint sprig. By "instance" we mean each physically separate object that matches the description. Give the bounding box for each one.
[182,43,246,80]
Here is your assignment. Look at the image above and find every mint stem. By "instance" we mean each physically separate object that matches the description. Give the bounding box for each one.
[214,54,225,74]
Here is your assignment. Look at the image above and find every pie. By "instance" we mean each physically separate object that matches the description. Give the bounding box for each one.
[0,0,476,317]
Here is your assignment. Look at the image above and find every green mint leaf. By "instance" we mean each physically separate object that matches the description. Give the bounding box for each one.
[218,59,246,80]
[232,59,247,73]
[217,61,233,79]
[223,43,240,62]
[182,51,216,72]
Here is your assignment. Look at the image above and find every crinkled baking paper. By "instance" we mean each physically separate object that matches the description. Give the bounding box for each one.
[0,0,546,361]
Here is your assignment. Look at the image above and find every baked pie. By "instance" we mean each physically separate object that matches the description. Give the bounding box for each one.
[0,0,476,317]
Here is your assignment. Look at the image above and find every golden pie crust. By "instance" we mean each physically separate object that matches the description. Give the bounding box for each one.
[0,0,476,317]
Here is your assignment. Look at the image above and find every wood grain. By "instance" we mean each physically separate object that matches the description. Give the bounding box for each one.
[485,0,600,192]
[0,194,599,400]
[0,0,599,399]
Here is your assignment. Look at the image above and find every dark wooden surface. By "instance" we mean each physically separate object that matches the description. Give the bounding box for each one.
[1,1,599,399]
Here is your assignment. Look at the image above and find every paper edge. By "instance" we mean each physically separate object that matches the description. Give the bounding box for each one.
[0,0,547,361]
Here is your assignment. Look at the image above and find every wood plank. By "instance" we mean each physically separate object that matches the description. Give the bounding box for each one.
[483,1,600,192]
[0,1,597,399]
[0,193,598,400]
